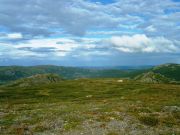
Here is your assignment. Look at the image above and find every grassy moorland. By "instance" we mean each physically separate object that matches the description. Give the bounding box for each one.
[0,78,179,135]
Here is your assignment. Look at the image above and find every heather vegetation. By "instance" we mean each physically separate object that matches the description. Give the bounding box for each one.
[0,64,180,135]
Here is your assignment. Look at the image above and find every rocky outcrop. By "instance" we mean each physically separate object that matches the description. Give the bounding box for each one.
[134,71,170,83]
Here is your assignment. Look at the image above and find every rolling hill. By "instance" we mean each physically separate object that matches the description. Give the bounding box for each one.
[7,74,63,87]
[0,63,179,84]
[0,65,146,84]
[0,63,180,134]
[0,78,179,135]
[134,71,171,83]
[152,63,180,81]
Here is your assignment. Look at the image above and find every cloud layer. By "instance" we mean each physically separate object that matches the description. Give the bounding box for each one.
[0,0,179,65]
[109,34,179,53]
[0,0,179,38]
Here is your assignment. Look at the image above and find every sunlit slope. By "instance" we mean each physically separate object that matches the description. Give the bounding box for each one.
[0,79,179,134]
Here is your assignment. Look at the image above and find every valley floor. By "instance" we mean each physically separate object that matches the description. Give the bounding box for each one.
[0,79,180,135]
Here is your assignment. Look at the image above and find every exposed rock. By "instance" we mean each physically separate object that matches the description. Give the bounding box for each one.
[117,80,123,83]
[162,106,180,113]
[134,71,170,84]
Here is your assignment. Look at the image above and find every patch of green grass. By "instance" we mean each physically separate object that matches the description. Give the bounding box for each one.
[162,117,176,127]
[107,131,119,135]
[0,79,179,134]
[172,111,180,120]
[34,123,50,132]
[138,115,159,126]
[62,113,84,131]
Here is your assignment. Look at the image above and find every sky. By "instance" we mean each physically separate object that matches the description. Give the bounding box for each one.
[0,0,180,66]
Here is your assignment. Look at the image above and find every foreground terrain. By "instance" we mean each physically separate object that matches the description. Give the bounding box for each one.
[0,78,180,135]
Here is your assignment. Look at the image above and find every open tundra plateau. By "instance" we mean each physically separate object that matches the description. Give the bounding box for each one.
[0,64,180,135]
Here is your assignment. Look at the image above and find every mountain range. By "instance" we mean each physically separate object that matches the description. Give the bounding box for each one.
[0,63,179,85]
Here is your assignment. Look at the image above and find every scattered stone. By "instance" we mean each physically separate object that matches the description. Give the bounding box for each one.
[0,112,6,117]
[16,125,33,135]
[117,80,123,83]
[162,106,180,113]
[86,95,93,98]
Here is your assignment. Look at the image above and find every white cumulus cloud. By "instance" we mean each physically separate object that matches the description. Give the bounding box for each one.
[7,33,23,39]
[109,34,179,53]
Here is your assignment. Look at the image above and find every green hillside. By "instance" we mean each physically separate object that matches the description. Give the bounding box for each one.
[0,78,179,134]
[0,65,146,84]
[134,71,171,83]
[133,63,180,83]
[0,63,180,134]
[152,64,180,81]
[0,63,179,84]
[7,74,63,87]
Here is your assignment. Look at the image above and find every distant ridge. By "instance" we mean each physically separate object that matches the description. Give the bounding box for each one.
[0,65,146,83]
[0,63,179,84]
[8,74,63,87]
